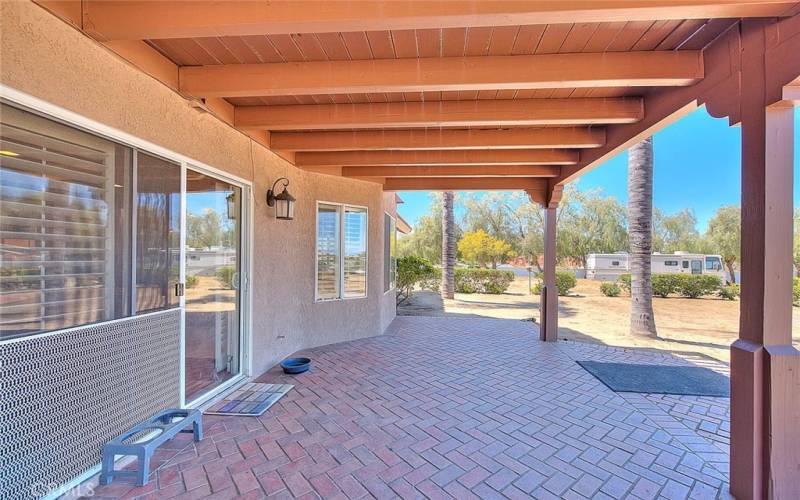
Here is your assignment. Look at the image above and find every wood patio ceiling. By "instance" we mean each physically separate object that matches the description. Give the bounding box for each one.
[48,0,800,191]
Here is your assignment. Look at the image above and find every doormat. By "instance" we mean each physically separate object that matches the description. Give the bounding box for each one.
[576,361,729,397]
[204,383,294,416]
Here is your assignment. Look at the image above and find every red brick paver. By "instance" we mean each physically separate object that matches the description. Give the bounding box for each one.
[83,316,731,499]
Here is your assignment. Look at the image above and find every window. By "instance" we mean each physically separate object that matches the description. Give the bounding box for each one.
[0,103,179,339]
[665,260,678,266]
[682,260,689,269]
[705,256,722,271]
[611,260,620,266]
[316,202,368,300]
[384,214,397,292]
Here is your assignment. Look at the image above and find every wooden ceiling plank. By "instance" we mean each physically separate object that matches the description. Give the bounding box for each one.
[363,30,394,58]
[84,1,800,40]
[295,149,578,167]
[560,23,600,52]
[341,165,561,177]
[382,177,547,191]
[535,24,573,54]
[314,32,351,60]
[179,51,703,98]
[270,127,606,151]
[235,97,644,130]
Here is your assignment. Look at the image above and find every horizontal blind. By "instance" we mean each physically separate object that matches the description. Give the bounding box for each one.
[0,117,113,337]
[316,204,340,300]
[343,207,367,297]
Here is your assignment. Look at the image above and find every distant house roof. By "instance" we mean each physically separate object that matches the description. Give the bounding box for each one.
[396,214,412,235]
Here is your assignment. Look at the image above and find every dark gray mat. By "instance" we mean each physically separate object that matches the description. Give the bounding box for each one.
[576,361,730,397]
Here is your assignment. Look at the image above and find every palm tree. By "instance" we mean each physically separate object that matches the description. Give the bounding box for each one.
[628,138,658,337]
[441,191,456,299]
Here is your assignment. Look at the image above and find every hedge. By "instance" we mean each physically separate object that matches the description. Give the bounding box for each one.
[600,282,621,297]
[618,273,721,298]
[455,268,514,294]
[532,271,577,296]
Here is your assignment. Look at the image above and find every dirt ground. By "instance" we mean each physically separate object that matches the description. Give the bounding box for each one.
[399,277,800,363]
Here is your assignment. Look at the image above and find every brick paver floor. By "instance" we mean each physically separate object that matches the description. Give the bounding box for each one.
[85,316,732,499]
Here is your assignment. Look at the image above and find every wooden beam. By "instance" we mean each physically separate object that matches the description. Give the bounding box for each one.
[382,177,547,191]
[83,1,799,40]
[341,165,561,178]
[270,127,606,152]
[236,98,643,131]
[296,149,578,167]
[180,51,703,98]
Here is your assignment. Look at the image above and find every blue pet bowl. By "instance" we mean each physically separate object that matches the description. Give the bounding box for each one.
[280,357,311,374]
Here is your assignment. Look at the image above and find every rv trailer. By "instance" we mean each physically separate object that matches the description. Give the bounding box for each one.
[586,252,726,282]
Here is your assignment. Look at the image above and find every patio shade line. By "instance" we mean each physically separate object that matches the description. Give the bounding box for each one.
[178,51,703,99]
[381,176,547,191]
[340,165,562,178]
[269,127,607,151]
[83,1,800,40]
[234,98,644,131]
[295,149,578,167]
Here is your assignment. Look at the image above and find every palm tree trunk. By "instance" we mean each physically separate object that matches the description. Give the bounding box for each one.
[726,260,737,284]
[441,191,456,299]
[628,137,658,337]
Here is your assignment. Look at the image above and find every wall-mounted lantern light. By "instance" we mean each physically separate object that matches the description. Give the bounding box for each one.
[266,177,295,220]
[226,192,237,220]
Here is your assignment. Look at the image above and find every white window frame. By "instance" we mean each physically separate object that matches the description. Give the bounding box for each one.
[314,200,368,302]
[384,212,397,294]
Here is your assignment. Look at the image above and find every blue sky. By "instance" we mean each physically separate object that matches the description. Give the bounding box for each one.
[397,107,800,233]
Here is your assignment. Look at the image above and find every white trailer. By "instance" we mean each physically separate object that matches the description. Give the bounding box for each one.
[586,252,726,282]
[586,253,629,280]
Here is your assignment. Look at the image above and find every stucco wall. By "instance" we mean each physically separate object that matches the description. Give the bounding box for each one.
[0,1,397,377]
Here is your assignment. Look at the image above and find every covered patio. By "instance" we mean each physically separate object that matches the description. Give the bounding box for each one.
[90,316,731,499]
[2,2,800,499]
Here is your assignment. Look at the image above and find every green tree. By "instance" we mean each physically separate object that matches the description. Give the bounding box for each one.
[794,208,800,276]
[557,188,628,270]
[187,208,223,249]
[653,208,703,254]
[705,205,741,283]
[397,193,461,264]
[457,230,515,268]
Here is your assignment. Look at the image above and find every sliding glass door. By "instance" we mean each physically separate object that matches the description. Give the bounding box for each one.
[183,169,243,403]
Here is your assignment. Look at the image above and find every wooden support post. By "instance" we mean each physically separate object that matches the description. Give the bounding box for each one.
[528,185,562,342]
[731,20,800,500]
[540,206,558,342]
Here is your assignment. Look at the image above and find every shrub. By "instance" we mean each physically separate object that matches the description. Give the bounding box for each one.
[651,274,681,298]
[717,284,740,300]
[793,277,800,306]
[675,274,721,298]
[216,266,236,289]
[532,271,577,296]
[619,274,631,294]
[454,268,514,294]
[419,267,442,291]
[600,282,621,297]
[185,275,199,289]
[397,255,436,304]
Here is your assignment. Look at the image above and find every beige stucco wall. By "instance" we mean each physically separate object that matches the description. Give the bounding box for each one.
[0,1,397,377]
